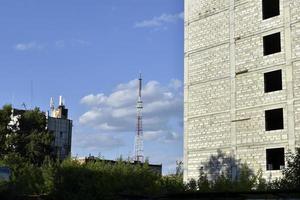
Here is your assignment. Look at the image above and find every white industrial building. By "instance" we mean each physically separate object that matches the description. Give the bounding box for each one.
[47,96,72,160]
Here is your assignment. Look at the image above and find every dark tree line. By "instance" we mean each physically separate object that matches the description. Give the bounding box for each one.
[0,104,299,199]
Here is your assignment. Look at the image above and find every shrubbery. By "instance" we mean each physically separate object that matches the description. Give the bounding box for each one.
[53,159,162,200]
[0,148,299,199]
[0,104,299,199]
[0,157,186,199]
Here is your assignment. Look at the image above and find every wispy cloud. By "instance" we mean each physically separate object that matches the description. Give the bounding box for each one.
[135,12,184,28]
[55,39,91,48]
[14,39,90,51]
[55,40,66,48]
[144,130,180,143]
[71,39,90,46]
[14,42,44,51]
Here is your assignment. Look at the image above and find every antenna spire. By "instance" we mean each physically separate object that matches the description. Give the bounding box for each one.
[138,72,142,98]
[59,96,63,106]
[134,73,144,162]
[50,97,55,110]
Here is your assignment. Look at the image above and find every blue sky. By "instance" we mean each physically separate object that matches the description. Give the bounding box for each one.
[0,0,184,174]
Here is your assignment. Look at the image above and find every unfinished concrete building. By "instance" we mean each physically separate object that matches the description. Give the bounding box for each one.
[184,0,300,181]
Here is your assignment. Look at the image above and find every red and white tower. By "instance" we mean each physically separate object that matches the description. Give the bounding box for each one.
[134,73,144,162]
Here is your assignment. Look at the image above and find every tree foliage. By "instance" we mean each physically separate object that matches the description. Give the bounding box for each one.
[53,159,168,200]
[1,104,300,198]
[278,148,300,191]
[0,105,54,165]
[186,150,268,193]
[0,105,14,157]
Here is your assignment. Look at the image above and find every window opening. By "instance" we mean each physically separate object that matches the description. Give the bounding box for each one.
[263,0,280,20]
[265,108,284,131]
[264,70,282,93]
[266,148,284,170]
[263,32,281,56]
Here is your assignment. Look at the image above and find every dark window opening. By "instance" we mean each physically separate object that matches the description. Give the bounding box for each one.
[262,0,280,20]
[263,32,281,56]
[264,70,282,93]
[265,108,283,131]
[266,148,284,170]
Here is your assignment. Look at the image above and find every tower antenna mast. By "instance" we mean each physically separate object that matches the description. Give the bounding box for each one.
[134,73,144,162]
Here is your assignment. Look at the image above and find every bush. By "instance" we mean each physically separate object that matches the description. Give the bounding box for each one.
[277,148,300,191]
[53,159,164,200]
[0,154,57,197]
[158,175,186,194]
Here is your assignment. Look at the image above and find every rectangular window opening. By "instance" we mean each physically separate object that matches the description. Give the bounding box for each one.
[263,32,281,56]
[262,0,280,20]
[266,148,284,170]
[265,108,283,131]
[264,70,282,93]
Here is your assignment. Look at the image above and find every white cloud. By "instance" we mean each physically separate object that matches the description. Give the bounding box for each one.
[14,42,44,51]
[144,130,180,143]
[135,12,184,28]
[74,132,124,151]
[79,78,183,143]
[80,94,107,107]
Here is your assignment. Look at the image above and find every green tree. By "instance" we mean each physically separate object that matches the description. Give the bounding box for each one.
[0,105,14,158]
[0,105,54,165]
[236,164,257,191]
[211,173,233,192]
[197,168,210,192]
[186,178,197,191]
[280,148,300,191]
[198,150,263,192]
[53,159,164,200]
[158,175,186,194]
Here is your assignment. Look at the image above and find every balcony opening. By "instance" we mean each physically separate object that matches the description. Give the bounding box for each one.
[263,32,281,56]
[265,108,283,131]
[262,0,280,20]
[266,148,284,170]
[264,70,282,93]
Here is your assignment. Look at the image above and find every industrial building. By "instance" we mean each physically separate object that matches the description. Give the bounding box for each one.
[47,96,72,160]
[10,96,72,160]
[184,0,300,181]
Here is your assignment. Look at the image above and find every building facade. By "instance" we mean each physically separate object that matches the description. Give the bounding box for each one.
[184,0,300,181]
[47,96,72,160]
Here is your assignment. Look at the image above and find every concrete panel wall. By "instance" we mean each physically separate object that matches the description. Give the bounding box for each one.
[188,44,230,84]
[184,0,300,182]
[235,67,287,109]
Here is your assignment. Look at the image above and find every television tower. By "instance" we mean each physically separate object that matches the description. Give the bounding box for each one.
[134,73,144,162]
